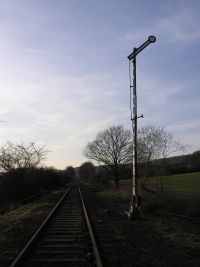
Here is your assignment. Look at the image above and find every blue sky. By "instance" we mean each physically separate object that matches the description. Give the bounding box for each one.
[0,0,199,168]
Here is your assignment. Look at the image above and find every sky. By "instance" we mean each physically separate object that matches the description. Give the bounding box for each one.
[0,0,200,169]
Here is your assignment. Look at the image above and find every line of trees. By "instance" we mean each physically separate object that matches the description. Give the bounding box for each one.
[0,123,191,207]
[78,161,97,184]
[83,124,187,188]
[0,142,74,209]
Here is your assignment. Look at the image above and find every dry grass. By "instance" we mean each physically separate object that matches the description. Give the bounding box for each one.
[0,189,65,266]
[141,191,200,217]
[96,184,200,266]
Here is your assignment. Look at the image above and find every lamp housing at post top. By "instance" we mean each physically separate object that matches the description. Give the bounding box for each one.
[148,35,156,43]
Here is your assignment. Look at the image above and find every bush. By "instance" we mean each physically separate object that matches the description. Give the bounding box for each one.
[0,167,65,208]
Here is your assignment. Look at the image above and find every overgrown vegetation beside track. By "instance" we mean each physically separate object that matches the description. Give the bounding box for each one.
[106,172,200,217]
[0,168,71,212]
[0,142,74,212]
[83,184,200,267]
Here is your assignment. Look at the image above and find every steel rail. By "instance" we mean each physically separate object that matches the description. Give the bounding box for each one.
[9,183,74,267]
[78,184,104,267]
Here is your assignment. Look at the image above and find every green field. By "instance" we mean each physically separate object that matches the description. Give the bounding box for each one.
[120,172,200,193]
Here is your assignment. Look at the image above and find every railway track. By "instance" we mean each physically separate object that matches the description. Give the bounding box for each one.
[10,183,103,267]
[8,183,199,267]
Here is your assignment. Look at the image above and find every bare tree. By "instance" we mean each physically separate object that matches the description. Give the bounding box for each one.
[0,141,47,172]
[84,125,132,188]
[138,124,185,191]
[0,142,48,201]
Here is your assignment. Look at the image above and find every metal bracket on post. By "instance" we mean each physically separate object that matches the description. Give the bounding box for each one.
[131,114,144,121]
[137,114,143,119]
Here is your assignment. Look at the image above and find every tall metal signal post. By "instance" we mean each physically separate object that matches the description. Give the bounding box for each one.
[128,36,156,220]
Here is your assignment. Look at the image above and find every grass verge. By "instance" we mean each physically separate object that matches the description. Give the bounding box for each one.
[96,187,200,266]
[120,172,200,193]
[0,188,65,266]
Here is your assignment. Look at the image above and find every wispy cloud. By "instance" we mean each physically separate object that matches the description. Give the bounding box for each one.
[0,1,199,167]
[135,68,187,120]
[0,62,129,167]
[117,4,200,48]
[154,6,200,43]
[166,121,200,132]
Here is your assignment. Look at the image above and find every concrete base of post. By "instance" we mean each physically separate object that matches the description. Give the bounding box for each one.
[128,206,140,220]
[128,195,141,220]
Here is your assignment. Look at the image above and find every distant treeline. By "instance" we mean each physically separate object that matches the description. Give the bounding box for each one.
[121,151,200,180]
[139,150,200,178]
[80,150,200,184]
[0,167,72,209]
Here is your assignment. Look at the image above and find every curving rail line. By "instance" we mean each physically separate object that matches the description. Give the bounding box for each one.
[9,183,103,267]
